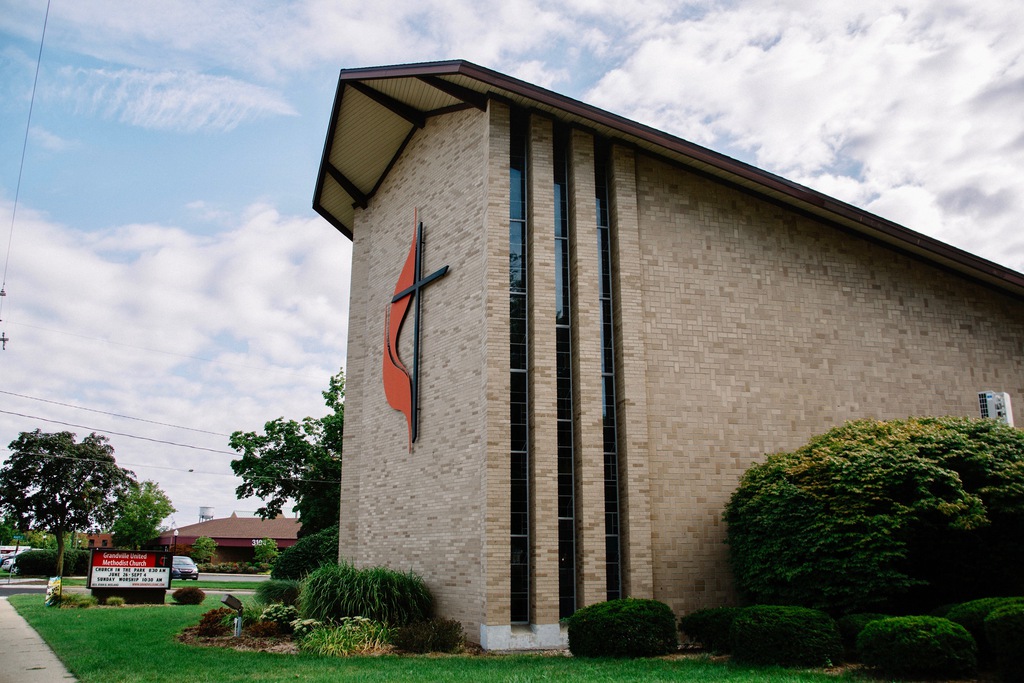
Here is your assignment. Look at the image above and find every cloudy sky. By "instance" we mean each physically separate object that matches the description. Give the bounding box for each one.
[1,0,1022,532]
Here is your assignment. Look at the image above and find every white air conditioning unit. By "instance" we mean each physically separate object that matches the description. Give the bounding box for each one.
[978,391,1014,427]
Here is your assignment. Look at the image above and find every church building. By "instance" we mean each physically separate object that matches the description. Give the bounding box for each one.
[312,60,1024,649]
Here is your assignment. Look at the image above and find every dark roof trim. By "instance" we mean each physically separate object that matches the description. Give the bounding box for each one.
[348,80,426,129]
[418,75,488,111]
[321,60,1024,297]
[327,163,367,209]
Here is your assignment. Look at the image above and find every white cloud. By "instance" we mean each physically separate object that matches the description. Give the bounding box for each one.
[54,67,297,132]
[28,126,74,152]
[0,199,350,520]
[581,0,1024,271]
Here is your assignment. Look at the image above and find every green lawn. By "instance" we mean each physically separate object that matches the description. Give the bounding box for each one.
[58,577,267,591]
[9,594,857,683]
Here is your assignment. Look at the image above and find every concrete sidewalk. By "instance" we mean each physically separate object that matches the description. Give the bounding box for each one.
[0,596,76,682]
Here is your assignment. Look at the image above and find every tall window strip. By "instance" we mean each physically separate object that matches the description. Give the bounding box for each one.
[509,111,530,624]
[595,141,622,601]
[553,126,576,618]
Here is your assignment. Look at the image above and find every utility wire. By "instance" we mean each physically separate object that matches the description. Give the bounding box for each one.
[0,389,231,437]
[1,0,51,325]
[0,409,236,455]
[2,449,340,485]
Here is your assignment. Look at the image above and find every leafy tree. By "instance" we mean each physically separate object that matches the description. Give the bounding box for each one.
[110,480,176,549]
[725,417,1024,614]
[191,536,217,563]
[0,430,135,575]
[230,369,344,536]
[253,537,279,564]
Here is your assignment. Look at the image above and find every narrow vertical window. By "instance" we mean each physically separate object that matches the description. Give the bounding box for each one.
[553,126,576,618]
[509,111,530,624]
[595,141,622,601]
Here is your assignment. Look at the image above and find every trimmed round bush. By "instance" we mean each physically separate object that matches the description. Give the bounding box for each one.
[985,604,1024,683]
[729,605,842,668]
[299,562,432,627]
[836,613,889,656]
[172,586,206,605]
[678,606,742,653]
[947,596,1024,659]
[567,598,677,658]
[271,525,339,580]
[724,417,1024,614]
[857,616,976,679]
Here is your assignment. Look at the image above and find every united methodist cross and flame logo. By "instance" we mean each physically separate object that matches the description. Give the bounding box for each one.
[383,211,450,450]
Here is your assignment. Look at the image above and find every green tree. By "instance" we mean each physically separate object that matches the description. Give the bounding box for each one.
[110,480,176,549]
[0,430,135,575]
[191,536,217,563]
[230,369,344,536]
[253,537,279,564]
[724,417,1024,614]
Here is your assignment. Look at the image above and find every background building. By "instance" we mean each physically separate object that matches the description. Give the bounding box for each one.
[155,513,300,564]
[313,60,1024,649]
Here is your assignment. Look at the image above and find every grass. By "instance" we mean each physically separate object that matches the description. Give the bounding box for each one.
[8,594,858,683]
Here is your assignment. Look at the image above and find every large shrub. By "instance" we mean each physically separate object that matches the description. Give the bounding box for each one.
[946,596,1024,660]
[984,603,1024,683]
[678,606,742,654]
[724,417,1024,613]
[729,605,842,668]
[271,524,338,580]
[857,616,976,679]
[567,598,677,658]
[14,548,88,576]
[836,612,889,657]
[300,562,432,627]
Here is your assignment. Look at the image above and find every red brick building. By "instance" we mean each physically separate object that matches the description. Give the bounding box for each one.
[155,514,301,564]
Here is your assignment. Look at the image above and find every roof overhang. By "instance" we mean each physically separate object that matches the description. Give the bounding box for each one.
[312,59,1024,301]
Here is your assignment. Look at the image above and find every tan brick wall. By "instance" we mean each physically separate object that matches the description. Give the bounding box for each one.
[631,153,1024,615]
[341,106,493,636]
[567,128,609,608]
[482,102,512,628]
[608,144,655,600]
[340,100,1024,643]
[527,114,560,625]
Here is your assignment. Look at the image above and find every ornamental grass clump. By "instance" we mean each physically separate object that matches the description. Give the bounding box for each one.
[297,616,392,656]
[255,579,301,607]
[678,606,742,654]
[729,605,842,668]
[299,562,431,627]
[857,616,976,679]
[567,598,677,658]
[984,603,1024,683]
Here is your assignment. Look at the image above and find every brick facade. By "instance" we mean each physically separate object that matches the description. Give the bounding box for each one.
[326,65,1024,649]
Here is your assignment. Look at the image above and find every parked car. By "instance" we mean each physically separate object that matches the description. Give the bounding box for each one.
[171,555,199,580]
[2,556,20,574]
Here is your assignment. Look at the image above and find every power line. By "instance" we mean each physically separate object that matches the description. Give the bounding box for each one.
[0,409,236,455]
[0,389,231,437]
[1,449,340,485]
[1,0,51,329]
